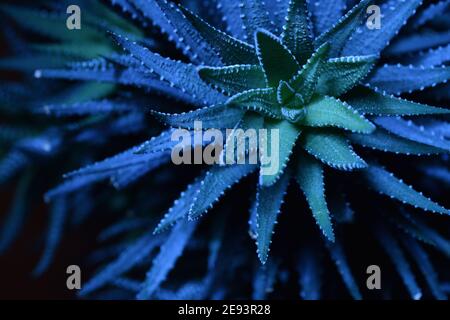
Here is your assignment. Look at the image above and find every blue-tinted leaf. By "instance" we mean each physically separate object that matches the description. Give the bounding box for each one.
[326,239,362,300]
[400,235,446,300]
[33,197,68,276]
[297,248,322,300]
[189,164,256,219]
[216,0,246,40]
[0,172,32,253]
[282,0,314,64]
[111,33,227,105]
[343,0,423,56]
[198,65,267,96]
[411,0,450,29]
[374,117,450,152]
[39,100,135,116]
[363,164,450,215]
[81,233,163,296]
[368,65,450,95]
[179,5,258,65]
[349,128,446,155]
[137,220,198,299]
[308,0,346,36]
[386,30,450,56]
[315,0,372,57]
[240,0,276,39]
[374,223,422,300]
[346,86,450,116]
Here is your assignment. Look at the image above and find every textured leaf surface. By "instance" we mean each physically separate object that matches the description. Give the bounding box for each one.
[179,5,258,65]
[256,172,290,264]
[374,117,450,152]
[346,87,450,116]
[343,0,423,56]
[198,65,266,96]
[363,165,450,215]
[151,104,244,129]
[281,0,314,64]
[300,96,375,133]
[189,164,256,219]
[349,128,446,155]
[260,119,300,186]
[315,0,371,57]
[317,55,377,97]
[301,129,367,170]
[296,155,334,241]
[368,65,450,95]
[227,88,283,119]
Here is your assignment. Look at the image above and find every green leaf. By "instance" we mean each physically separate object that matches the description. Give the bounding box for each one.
[317,55,377,97]
[281,0,314,65]
[260,120,301,186]
[301,129,367,170]
[189,165,256,220]
[363,165,450,215]
[345,86,450,116]
[296,155,335,241]
[288,43,330,104]
[277,81,305,107]
[227,88,283,119]
[299,96,375,133]
[349,128,446,155]
[255,30,300,87]
[314,0,372,57]
[151,104,244,129]
[256,172,290,264]
[178,5,258,65]
[198,65,267,96]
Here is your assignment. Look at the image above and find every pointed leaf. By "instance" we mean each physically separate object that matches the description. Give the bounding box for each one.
[260,120,300,186]
[363,164,450,215]
[307,0,346,36]
[350,128,446,155]
[255,30,300,87]
[289,43,330,103]
[317,55,377,97]
[198,65,267,96]
[227,88,284,119]
[281,0,314,64]
[296,155,335,241]
[374,223,422,300]
[326,239,362,300]
[374,117,450,152]
[151,104,244,129]
[345,86,450,116]
[137,220,197,299]
[315,0,372,57]
[343,0,423,56]
[179,5,258,65]
[240,0,276,39]
[189,164,256,220]
[368,65,450,95]
[300,96,375,133]
[256,172,290,264]
[301,129,367,170]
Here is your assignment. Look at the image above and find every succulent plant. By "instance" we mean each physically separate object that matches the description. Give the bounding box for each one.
[1,0,450,299]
